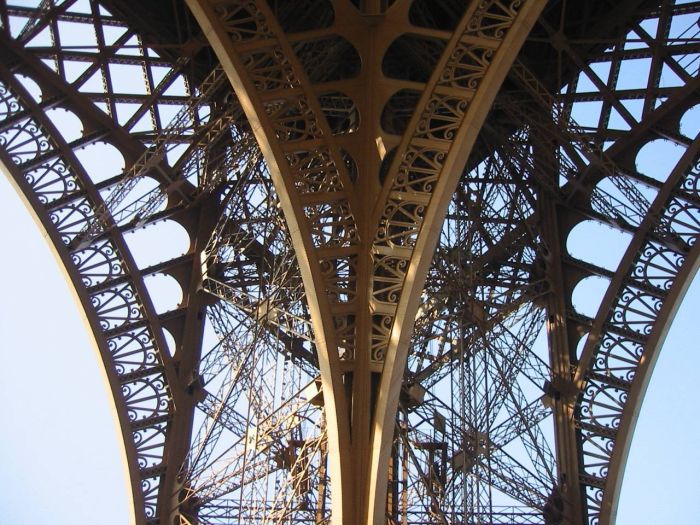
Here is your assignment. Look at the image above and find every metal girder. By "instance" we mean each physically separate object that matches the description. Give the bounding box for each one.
[3,1,700,525]
[574,128,700,525]
[186,1,545,523]
[368,3,546,521]
[0,47,177,521]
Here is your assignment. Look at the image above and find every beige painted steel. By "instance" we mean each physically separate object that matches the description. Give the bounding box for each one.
[367,3,548,522]
[0,133,147,525]
[576,135,700,525]
[186,1,355,520]
[188,1,547,523]
[6,1,699,524]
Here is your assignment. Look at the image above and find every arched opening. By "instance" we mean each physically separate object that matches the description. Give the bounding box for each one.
[571,275,611,318]
[567,219,633,271]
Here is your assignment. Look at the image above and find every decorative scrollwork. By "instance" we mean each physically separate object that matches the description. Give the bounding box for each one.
[371,314,394,362]
[415,95,470,141]
[376,199,426,248]
[122,374,170,422]
[72,239,125,287]
[90,283,143,331]
[213,0,272,42]
[658,196,700,247]
[286,148,343,194]
[268,97,322,142]
[319,255,357,303]
[0,116,52,166]
[0,83,21,120]
[133,423,168,469]
[49,198,100,245]
[465,0,523,39]
[244,47,300,92]
[442,45,495,90]
[25,158,80,204]
[610,287,663,336]
[0,63,173,522]
[370,0,531,366]
[576,89,700,525]
[209,0,361,369]
[9,2,700,524]
[579,429,615,480]
[393,146,446,194]
[372,254,409,305]
[108,327,161,376]
[633,240,685,291]
[579,379,627,430]
[141,475,160,521]
[334,314,356,360]
[304,201,357,248]
[593,334,644,383]
[679,157,700,195]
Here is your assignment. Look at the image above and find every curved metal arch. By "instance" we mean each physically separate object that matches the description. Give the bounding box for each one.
[0,66,179,523]
[3,1,700,524]
[575,133,700,524]
[516,4,700,520]
[1,5,340,524]
[607,222,700,525]
[477,3,700,521]
[185,1,359,520]
[0,4,246,520]
[368,2,547,522]
[0,161,143,521]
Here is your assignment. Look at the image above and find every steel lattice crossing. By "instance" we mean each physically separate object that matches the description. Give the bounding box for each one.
[1,0,699,524]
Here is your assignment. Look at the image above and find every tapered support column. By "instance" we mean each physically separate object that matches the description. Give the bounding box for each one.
[188,1,545,523]
[366,1,547,520]
[6,2,700,524]
[187,1,359,520]
[538,194,585,524]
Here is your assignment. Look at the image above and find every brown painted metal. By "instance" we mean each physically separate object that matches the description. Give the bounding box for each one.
[1,1,699,524]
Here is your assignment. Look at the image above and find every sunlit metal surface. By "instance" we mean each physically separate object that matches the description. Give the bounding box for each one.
[1,1,699,524]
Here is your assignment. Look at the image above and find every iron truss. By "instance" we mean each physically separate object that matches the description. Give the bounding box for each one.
[1,0,699,524]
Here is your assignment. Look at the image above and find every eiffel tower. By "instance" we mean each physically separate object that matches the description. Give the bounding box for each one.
[1,1,699,523]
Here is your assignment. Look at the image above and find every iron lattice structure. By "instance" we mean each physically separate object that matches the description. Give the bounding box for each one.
[1,0,699,523]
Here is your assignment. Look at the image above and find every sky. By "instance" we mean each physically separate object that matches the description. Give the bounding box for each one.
[1,162,700,524]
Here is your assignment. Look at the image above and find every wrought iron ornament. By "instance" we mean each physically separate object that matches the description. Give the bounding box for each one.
[1,1,699,524]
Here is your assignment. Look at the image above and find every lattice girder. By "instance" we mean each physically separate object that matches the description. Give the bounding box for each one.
[186,0,546,522]
[0,43,178,520]
[3,1,700,525]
